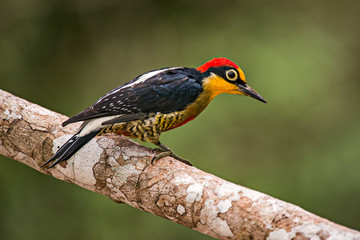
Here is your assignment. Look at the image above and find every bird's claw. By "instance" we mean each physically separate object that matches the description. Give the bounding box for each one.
[151,150,192,166]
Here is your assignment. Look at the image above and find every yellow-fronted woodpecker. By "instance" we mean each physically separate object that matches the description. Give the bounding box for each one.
[43,57,266,168]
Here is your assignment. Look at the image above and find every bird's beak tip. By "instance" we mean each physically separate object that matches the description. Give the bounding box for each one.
[252,93,267,103]
[238,84,267,103]
[259,98,267,103]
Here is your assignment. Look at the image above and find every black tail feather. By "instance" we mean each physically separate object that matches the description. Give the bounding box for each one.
[42,131,100,169]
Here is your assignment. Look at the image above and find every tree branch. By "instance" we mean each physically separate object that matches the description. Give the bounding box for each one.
[1,89,359,240]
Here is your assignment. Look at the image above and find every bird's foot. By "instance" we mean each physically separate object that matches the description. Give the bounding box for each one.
[151,150,192,166]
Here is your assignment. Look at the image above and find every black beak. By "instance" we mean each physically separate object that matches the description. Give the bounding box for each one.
[237,84,267,103]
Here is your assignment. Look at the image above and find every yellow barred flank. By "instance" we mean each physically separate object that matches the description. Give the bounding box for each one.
[102,111,187,144]
[100,83,218,144]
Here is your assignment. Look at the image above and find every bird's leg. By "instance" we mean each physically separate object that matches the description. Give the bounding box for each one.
[151,141,192,166]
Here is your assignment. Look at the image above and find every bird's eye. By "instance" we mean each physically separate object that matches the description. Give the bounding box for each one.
[226,69,238,81]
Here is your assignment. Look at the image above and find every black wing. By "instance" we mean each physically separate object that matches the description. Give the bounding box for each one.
[62,67,202,126]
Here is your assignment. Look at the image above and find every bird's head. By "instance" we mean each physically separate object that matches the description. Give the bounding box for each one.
[197,57,266,103]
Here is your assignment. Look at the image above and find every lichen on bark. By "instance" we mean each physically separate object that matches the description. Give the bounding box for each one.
[1,89,360,240]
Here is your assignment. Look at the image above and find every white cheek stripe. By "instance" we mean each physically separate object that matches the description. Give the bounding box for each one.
[79,115,121,137]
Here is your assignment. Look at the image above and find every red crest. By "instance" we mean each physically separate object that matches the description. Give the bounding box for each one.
[196,57,239,73]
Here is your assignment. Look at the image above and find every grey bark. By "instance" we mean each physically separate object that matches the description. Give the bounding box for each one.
[1,89,359,240]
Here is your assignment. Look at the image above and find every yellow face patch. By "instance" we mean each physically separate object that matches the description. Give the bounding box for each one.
[237,67,246,82]
[202,73,245,100]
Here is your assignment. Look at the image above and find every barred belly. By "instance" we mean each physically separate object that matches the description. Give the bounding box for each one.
[102,111,188,143]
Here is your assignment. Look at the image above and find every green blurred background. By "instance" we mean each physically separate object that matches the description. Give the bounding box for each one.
[1,0,359,239]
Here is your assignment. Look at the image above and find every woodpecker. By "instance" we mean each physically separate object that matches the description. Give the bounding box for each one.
[42,57,266,168]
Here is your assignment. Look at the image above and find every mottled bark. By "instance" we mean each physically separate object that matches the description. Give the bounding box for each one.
[1,89,359,240]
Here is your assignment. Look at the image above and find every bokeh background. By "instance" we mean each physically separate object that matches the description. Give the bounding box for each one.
[1,0,359,239]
